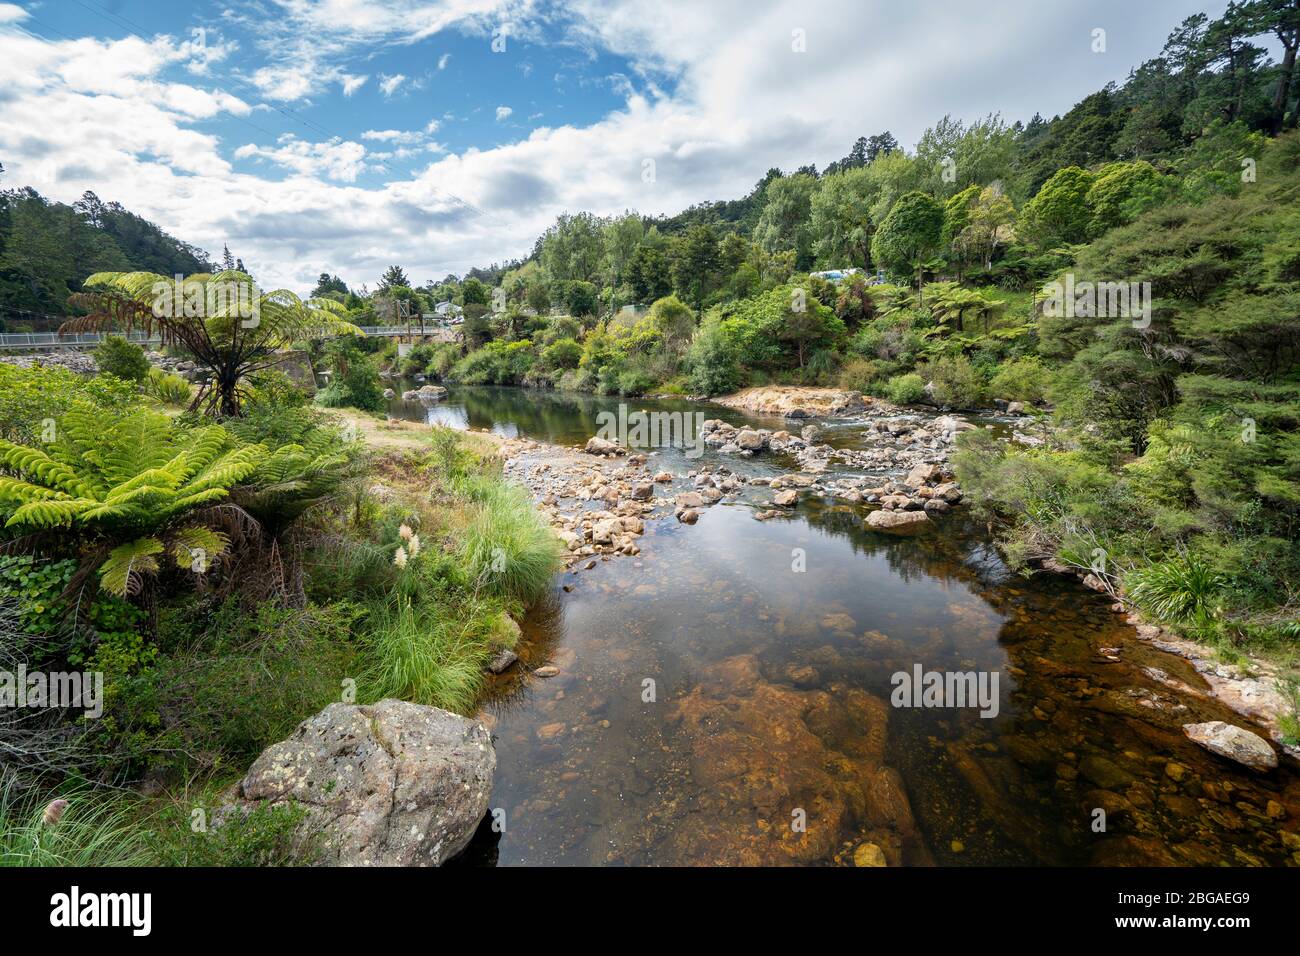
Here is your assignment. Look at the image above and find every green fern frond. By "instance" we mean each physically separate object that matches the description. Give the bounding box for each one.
[4,498,97,528]
[168,525,230,571]
[99,538,164,597]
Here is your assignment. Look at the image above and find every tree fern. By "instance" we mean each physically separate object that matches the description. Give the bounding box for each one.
[67,270,363,417]
[0,405,265,597]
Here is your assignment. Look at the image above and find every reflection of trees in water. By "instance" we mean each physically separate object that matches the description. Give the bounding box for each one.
[799,497,1011,596]
[403,385,776,450]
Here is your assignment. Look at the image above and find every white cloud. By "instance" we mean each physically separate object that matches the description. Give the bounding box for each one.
[379,73,407,96]
[495,105,513,121]
[438,53,451,69]
[341,73,368,95]
[0,3,29,24]
[235,135,370,182]
[363,129,426,144]
[424,118,441,133]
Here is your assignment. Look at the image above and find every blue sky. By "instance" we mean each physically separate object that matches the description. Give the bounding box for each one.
[17,0,651,188]
[0,0,1236,291]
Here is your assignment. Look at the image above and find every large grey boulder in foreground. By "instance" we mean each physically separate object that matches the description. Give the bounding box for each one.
[1182,720,1277,771]
[236,699,495,865]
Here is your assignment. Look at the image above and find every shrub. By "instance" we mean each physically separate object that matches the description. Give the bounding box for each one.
[133,598,362,776]
[837,358,880,394]
[450,341,536,386]
[925,354,984,408]
[94,335,151,383]
[885,373,926,405]
[687,315,741,396]
[0,362,136,443]
[541,337,582,370]
[423,344,460,380]
[315,348,384,412]
[1127,553,1226,626]
[988,356,1053,404]
[143,367,193,405]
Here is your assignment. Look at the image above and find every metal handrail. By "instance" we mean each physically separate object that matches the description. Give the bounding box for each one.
[0,324,465,350]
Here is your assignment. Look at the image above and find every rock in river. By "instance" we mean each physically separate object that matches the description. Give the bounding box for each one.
[866,509,930,533]
[584,436,625,457]
[230,699,494,866]
[1182,720,1277,771]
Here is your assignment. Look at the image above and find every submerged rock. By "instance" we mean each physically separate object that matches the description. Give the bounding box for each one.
[231,699,494,866]
[1183,721,1277,771]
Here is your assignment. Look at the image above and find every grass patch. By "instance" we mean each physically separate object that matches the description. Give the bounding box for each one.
[0,782,150,867]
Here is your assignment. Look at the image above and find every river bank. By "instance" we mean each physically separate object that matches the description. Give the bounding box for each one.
[342,385,1300,866]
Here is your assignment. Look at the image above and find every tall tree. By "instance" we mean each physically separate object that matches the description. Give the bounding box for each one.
[870,191,945,300]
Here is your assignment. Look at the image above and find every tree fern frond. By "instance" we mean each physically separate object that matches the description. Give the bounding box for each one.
[168,525,230,571]
[99,538,164,597]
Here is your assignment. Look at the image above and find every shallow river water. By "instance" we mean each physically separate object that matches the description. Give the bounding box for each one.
[389,386,1299,867]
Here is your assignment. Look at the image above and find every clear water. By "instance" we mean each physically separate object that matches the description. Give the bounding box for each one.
[391,386,1299,867]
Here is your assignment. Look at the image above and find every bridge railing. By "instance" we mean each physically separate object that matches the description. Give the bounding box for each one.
[0,325,459,350]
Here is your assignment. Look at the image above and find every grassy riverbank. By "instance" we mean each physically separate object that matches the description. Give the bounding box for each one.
[0,368,561,864]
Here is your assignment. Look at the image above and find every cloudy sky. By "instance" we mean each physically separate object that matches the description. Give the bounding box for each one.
[0,0,1228,293]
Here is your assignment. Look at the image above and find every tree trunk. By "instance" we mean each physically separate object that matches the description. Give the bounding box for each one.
[1273,41,1297,133]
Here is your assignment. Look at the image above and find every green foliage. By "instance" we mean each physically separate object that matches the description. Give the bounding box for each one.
[450,339,537,386]
[837,357,881,393]
[455,473,563,606]
[885,373,927,405]
[359,595,491,714]
[871,191,945,284]
[687,313,742,396]
[924,354,984,407]
[94,336,150,383]
[713,284,845,374]
[1127,553,1227,625]
[135,598,361,775]
[149,799,317,867]
[1021,165,1094,246]
[225,405,359,533]
[71,270,362,417]
[315,339,384,412]
[0,406,261,596]
[0,362,137,443]
[988,355,1053,403]
[142,367,193,406]
[541,337,582,370]
[0,555,145,673]
[0,783,150,867]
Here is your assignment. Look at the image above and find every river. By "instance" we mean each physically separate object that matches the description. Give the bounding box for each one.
[389,385,1298,867]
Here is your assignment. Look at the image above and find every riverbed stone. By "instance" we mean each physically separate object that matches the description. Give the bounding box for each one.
[866,509,929,532]
[232,699,494,866]
[853,842,887,867]
[584,436,625,456]
[1182,721,1277,771]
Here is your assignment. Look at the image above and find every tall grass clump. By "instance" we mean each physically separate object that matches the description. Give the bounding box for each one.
[456,475,563,605]
[359,596,492,713]
[143,367,194,405]
[1127,552,1226,626]
[0,782,150,867]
